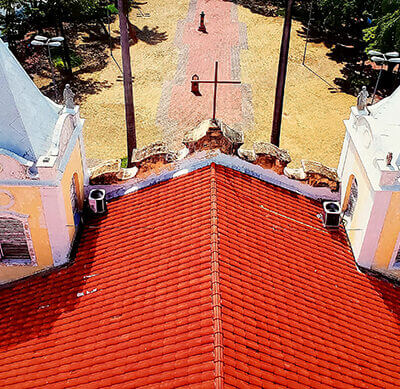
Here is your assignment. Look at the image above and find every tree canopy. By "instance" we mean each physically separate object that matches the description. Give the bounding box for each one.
[363,0,400,52]
[299,0,399,52]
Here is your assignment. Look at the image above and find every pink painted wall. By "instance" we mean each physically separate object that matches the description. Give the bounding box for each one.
[357,191,391,268]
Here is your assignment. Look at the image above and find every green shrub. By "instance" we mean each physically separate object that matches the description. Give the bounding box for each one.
[52,50,83,70]
[121,157,128,168]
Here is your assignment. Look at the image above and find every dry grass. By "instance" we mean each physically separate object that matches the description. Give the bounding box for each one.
[32,1,356,168]
[79,0,189,161]
[239,10,355,167]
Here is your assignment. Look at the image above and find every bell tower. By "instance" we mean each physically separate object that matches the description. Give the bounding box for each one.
[338,86,400,275]
[0,39,88,283]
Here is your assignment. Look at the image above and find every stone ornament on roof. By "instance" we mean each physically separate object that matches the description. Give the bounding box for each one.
[357,86,369,112]
[89,159,121,185]
[238,142,291,175]
[183,119,244,155]
[63,84,75,110]
[130,142,178,178]
[301,160,339,191]
[301,160,339,182]
[131,142,177,164]
[237,148,256,162]
[253,142,291,164]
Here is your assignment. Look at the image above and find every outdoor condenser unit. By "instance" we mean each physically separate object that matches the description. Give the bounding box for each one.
[322,201,341,228]
[88,189,107,214]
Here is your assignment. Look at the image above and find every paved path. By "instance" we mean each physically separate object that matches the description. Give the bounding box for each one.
[157,0,253,150]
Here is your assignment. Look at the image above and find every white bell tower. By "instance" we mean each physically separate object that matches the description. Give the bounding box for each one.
[0,39,89,284]
[338,86,400,274]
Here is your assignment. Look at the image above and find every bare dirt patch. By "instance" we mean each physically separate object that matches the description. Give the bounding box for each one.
[78,1,189,162]
[28,1,356,169]
[239,10,355,167]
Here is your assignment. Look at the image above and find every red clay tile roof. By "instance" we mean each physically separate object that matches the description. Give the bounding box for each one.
[0,163,400,388]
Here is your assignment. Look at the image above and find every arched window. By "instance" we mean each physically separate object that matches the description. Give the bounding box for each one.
[344,176,358,219]
[0,217,31,264]
[70,173,81,227]
[393,248,400,267]
[70,176,78,214]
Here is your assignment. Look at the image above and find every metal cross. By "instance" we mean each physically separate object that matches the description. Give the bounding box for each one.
[191,61,241,121]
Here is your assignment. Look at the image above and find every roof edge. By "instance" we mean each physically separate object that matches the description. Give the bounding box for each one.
[0,148,34,166]
[88,151,340,203]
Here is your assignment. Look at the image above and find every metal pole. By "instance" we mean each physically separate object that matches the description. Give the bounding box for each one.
[47,43,59,102]
[271,0,294,147]
[212,61,218,121]
[371,65,383,104]
[302,0,313,65]
[118,0,137,168]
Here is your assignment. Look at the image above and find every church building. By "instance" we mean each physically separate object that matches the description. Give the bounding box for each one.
[0,39,88,283]
[0,38,400,387]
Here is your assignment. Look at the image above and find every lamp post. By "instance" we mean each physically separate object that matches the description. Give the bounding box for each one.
[368,50,400,104]
[31,35,64,102]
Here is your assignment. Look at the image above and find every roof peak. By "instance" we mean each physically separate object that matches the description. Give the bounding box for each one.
[368,85,400,125]
[0,39,62,163]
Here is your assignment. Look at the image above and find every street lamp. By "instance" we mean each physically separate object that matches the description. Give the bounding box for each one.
[368,50,400,104]
[31,35,64,102]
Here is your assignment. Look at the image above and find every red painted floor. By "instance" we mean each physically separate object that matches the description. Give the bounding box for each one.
[159,0,248,149]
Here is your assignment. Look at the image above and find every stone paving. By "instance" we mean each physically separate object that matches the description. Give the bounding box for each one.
[157,0,253,151]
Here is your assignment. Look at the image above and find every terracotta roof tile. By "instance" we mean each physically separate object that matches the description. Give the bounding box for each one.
[214,164,400,388]
[0,164,400,387]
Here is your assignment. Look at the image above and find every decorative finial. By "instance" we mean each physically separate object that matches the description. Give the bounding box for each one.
[63,84,75,110]
[357,86,369,111]
[386,152,393,166]
[198,11,207,33]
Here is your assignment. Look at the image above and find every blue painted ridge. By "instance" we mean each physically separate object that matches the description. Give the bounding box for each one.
[0,149,34,166]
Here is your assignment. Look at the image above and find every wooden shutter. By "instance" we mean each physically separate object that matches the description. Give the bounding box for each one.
[0,218,31,260]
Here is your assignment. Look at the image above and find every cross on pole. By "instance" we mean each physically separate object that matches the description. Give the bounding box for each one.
[191,61,241,121]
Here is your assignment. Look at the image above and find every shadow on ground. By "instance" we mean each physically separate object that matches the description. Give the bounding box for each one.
[112,24,168,46]
[296,24,400,97]
[222,0,278,16]
[134,25,168,45]
[39,77,112,104]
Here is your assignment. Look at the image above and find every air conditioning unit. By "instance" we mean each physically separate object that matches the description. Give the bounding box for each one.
[88,189,107,214]
[323,201,341,228]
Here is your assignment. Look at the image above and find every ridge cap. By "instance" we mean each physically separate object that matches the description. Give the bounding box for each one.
[210,163,224,388]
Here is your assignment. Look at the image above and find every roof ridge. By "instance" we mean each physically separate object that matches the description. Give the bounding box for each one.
[210,163,224,388]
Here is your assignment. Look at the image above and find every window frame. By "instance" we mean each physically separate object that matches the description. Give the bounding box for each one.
[0,211,36,266]
[389,233,400,269]
[344,176,358,220]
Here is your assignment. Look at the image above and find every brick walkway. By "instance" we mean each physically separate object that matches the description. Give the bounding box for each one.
[157,0,253,150]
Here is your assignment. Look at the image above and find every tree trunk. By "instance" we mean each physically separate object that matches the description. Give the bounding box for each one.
[271,0,294,147]
[58,19,73,76]
[118,0,137,167]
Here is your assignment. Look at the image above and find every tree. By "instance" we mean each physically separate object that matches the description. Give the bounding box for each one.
[363,0,400,52]
[310,0,379,46]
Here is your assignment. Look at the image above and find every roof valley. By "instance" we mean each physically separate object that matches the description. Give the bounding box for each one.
[210,163,224,388]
